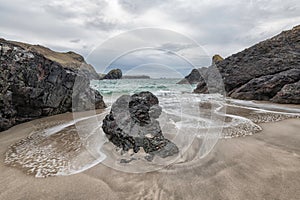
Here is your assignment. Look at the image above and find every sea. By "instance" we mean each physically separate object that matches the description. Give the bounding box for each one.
[90,78,196,104]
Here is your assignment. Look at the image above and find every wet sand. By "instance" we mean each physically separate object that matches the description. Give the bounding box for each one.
[0,111,300,200]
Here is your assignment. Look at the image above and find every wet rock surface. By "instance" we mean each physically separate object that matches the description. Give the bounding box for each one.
[185,25,300,104]
[0,38,106,131]
[102,91,179,160]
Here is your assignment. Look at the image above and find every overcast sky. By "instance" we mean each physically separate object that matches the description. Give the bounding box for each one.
[1,0,299,77]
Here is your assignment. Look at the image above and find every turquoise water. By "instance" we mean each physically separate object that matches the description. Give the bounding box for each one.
[91,78,197,103]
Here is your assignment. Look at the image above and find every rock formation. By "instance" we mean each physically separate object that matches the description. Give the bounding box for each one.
[177,54,221,84]
[177,67,208,84]
[189,25,300,104]
[102,69,122,79]
[6,40,100,80]
[102,91,179,160]
[0,38,106,131]
[212,54,224,65]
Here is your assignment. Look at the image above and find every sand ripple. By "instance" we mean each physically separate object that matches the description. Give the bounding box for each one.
[4,100,300,177]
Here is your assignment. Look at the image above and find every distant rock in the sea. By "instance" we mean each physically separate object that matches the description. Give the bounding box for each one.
[102,91,179,161]
[102,69,122,79]
[122,75,150,79]
[192,25,300,104]
[0,38,106,131]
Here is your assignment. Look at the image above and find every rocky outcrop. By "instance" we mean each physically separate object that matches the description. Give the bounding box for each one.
[271,80,300,104]
[193,25,300,104]
[102,69,122,79]
[7,40,100,80]
[230,68,300,101]
[0,38,106,131]
[102,91,179,161]
[212,54,224,64]
[177,54,221,84]
[177,67,208,84]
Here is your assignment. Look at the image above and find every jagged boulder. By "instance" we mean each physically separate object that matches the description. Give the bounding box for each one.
[102,91,179,160]
[0,39,106,131]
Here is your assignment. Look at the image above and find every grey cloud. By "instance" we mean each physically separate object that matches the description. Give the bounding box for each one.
[70,39,81,43]
[0,0,299,77]
[158,42,196,52]
[118,0,169,14]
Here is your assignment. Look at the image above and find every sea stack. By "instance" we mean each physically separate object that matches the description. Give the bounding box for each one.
[102,69,122,79]
[102,91,179,160]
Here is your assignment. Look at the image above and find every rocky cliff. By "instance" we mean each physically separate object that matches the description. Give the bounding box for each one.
[192,25,300,104]
[0,39,105,131]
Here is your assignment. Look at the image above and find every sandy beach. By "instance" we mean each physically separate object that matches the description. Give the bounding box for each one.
[0,110,299,200]
[1,1,300,199]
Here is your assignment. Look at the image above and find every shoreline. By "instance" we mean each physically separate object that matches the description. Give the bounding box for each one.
[0,101,299,199]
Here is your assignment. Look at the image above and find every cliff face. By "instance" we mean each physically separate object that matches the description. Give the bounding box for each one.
[193,25,300,104]
[0,39,105,131]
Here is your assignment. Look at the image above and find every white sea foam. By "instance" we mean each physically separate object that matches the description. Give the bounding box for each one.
[4,79,300,176]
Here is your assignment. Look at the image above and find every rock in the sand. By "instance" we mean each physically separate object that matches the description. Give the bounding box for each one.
[102,91,179,159]
[0,38,106,131]
[102,69,122,79]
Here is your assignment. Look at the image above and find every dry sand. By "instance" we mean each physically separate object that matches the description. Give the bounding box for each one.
[0,112,300,200]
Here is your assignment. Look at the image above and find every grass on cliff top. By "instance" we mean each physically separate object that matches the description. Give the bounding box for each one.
[9,40,96,73]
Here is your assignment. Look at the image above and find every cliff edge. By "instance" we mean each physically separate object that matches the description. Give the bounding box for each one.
[0,39,105,131]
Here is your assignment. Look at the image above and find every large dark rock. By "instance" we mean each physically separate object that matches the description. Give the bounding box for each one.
[102,91,178,160]
[0,38,106,131]
[230,68,300,101]
[103,69,122,79]
[193,25,300,104]
[271,80,300,104]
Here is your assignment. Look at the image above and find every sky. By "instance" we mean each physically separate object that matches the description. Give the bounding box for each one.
[1,0,299,78]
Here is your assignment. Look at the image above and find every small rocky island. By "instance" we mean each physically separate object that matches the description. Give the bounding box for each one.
[102,91,179,161]
[99,68,122,79]
[122,75,150,79]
